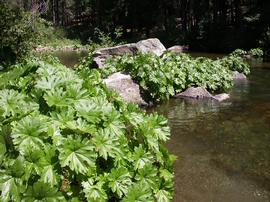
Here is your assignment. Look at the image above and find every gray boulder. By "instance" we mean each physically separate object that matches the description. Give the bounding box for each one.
[93,43,137,68]
[175,87,230,102]
[103,72,148,106]
[232,71,247,80]
[93,38,166,68]
[136,38,166,56]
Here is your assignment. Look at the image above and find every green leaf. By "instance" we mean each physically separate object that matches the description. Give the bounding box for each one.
[58,136,97,174]
[108,167,132,198]
[74,99,103,124]
[40,165,58,187]
[66,118,96,135]
[82,179,108,202]
[103,110,125,137]
[0,89,38,118]
[91,129,123,160]
[0,134,6,162]
[159,169,173,182]
[23,181,65,202]
[121,181,153,202]
[155,189,171,202]
[11,115,49,154]
[125,112,145,127]
[0,177,21,202]
[132,146,154,170]
[135,164,159,189]
[35,75,63,91]
[44,88,70,107]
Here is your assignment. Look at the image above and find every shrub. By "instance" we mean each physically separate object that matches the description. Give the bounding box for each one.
[0,57,175,201]
[248,48,264,58]
[220,55,250,75]
[0,3,37,64]
[35,18,82,48]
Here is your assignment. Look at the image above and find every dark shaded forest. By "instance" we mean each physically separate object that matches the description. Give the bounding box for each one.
[3,0,270,54]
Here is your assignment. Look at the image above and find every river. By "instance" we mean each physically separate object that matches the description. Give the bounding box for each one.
[55,51,270,202]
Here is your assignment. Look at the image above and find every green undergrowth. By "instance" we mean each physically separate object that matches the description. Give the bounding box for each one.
[101,50,251,102]
[0,56,175,201]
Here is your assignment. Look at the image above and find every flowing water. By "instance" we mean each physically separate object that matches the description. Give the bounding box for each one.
[55,51,270,202]
[151,55,270,202]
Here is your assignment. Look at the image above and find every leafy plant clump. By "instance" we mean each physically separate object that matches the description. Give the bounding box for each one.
[230,48,264,59]
[0,57,175,201]
[102,51,251,101]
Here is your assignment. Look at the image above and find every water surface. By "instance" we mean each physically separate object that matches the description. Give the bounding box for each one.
[152,59,270,201]
[52,51,87,67]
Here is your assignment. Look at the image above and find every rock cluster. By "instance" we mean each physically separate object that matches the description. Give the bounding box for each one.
[96,38,246,105]
[93,38,166,68]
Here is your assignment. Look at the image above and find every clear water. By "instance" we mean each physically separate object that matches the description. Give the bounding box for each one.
[151,57,270,202]
[52,51,88,67]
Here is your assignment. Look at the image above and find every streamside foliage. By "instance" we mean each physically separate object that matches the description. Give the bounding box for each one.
[0,57,175,201]
[102,51,251,101]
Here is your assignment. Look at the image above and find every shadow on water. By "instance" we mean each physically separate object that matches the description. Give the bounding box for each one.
[151,60,270,201]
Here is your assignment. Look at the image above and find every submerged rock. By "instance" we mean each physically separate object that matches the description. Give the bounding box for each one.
[175,87,230,102]
[175,87,213,99]
[212,93,230,102]
[232,71,247,80]
[93,38,166,68]
[103,72,148,106]
[167,45,189,54]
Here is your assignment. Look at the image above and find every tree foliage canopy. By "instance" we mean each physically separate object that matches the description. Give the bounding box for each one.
[0,3,38,64]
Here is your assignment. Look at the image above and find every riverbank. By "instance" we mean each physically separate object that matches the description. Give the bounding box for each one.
[35,44,89,53]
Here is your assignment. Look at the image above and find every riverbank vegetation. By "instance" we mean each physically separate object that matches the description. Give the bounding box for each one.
[0,56,175,201]
[98,49,254,102]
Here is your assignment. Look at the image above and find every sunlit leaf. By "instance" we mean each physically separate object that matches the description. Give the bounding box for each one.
[132,146,154,170]
[108,167,132,198]
[91,129,123,160]
[82,179,108,202]
[23,181,65,202]
[11,115,49,154]
[58,136,97,174]
[122,181,153,202]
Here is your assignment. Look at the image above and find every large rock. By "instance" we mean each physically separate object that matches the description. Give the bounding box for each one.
[136,38,166,56]
[103,72,148,106]
[167,45,189,54]
[175,87,230,102]
[93,38,166,68]
[93,43,137,68]
[232,71,247,80]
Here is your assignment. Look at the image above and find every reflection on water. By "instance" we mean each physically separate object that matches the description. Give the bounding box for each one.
[52,51,88,67]
[152,67,270,201]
